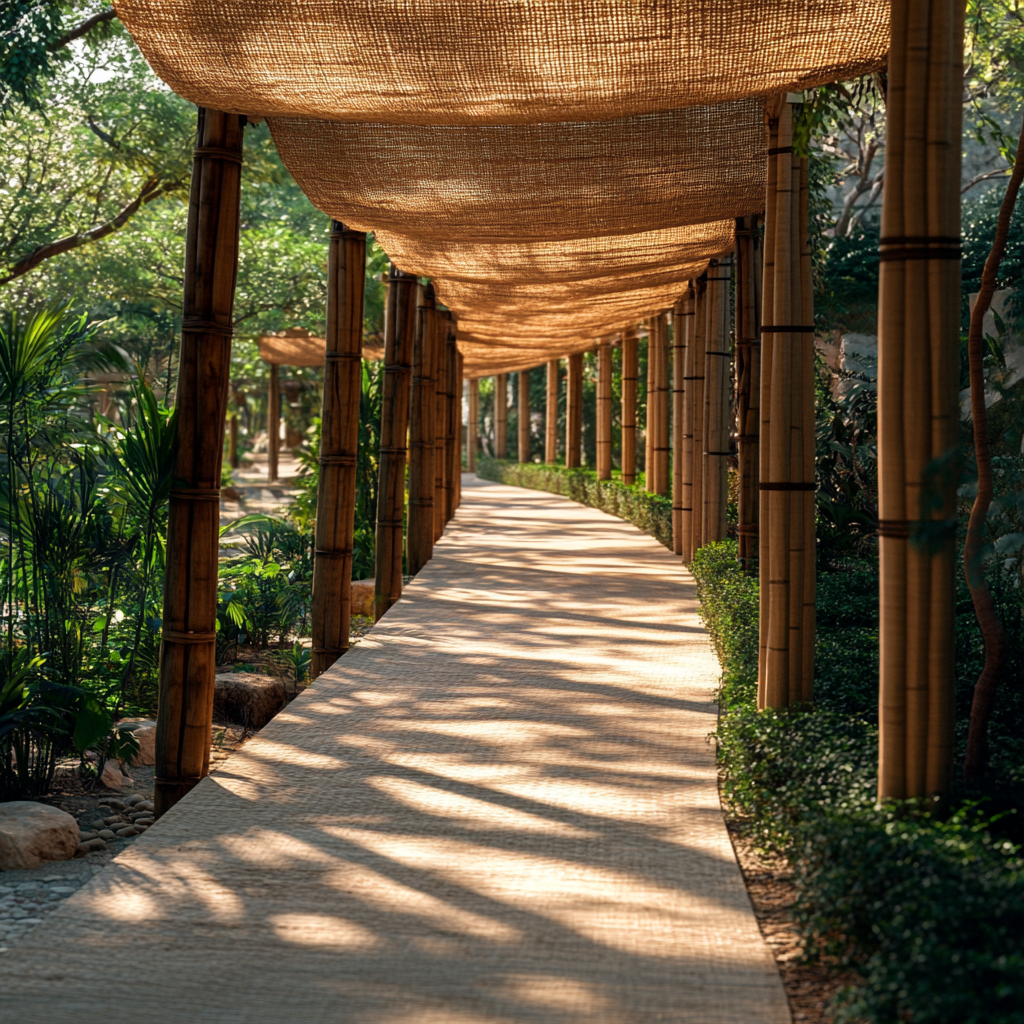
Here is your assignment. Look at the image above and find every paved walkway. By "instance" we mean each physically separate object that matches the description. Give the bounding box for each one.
[2,477,788,1023]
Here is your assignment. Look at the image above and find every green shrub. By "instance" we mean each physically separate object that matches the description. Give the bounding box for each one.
[476,457,673,549]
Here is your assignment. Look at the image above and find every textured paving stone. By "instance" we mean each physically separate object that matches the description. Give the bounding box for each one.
[0,476,789,1023]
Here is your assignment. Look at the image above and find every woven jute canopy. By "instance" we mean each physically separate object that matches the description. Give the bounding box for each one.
[113,0,890,374]
[259,328,383,366]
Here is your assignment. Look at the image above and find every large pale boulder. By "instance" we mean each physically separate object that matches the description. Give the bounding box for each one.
[0,802,79,870]
[351,579,374,618]
[118,718,157,766]
[214,673,287,730]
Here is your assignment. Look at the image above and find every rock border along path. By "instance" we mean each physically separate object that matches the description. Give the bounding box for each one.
[0,476,789,1023]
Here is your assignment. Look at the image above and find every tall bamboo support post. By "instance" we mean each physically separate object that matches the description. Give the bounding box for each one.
[310,222,366,679]
[467,377,479,473]
[686,279,708,559]
[267,363,280,483]
[566,352,583,468]
[154,108,244,817]
[455,351,464,507]
[621,328,638,484]
[596,342,613,480]
[877,0,962,801]
[758,100,816,710]
[645,314,669,495]
[736,215,763,565]
[672,290,694,556]
[407,283,437,576]
[545,360,559,463]
[433,314,447,542]
[702,256,733,546]
[444,315,458,523]
[518,368,531,463]
[494,373,508,458]
[374,264,416,621]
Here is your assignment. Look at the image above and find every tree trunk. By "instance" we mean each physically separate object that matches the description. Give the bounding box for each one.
[267,363,280,483]
[621,332,638,484]
[154,108,244,817]
[311,221,366,678]
[566,353,583,468]
[374,264,416,621]
[596,343,612,480]
[962,121,1024,781]
[518,368,531,463]
[545,360,559,463]
[407,282,437,576]
[877,0,963,800]
[672,290,694,556]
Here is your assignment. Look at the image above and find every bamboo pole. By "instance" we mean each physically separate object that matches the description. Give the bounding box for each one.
[310,221,366,679]
[652,313,671,495]
[267,363,280,483]
[688,279,707,559]
[407,282,437,576]
[645,323,654,490]
[154,108,244,817]
[702,256,733,546]
[621,330,638,484]
[545,359,559,463]
[877,0,962,801]
[433,311,447,542]
[467,377,479,473]
[444,314,458,523]
[518,368,531,463]
[455,350,464,507]
[227,412,238,471]
[596,342,612,480]
[374,264,416,621]
[736,215,762,566]
[672,289,694,556]
[566,352,583,468]
[494,373,508,458]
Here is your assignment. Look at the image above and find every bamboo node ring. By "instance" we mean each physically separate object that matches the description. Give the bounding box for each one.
[192,145,244,165]
[181,317,234,337]
[876,519,911,538]
[162,630,217,644]
[318,455,356,466]
[170,488,221,501]
[313,548,353,557]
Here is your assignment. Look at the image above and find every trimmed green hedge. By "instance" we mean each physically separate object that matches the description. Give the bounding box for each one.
[476,457,673,550]
[690,541,1024,1024]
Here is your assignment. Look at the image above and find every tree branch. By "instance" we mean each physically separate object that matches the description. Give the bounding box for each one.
[961,167,1010,194]
[49,9,118,51]
[0,178,179,285]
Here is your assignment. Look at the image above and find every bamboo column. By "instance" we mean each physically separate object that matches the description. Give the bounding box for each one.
[155,108,244,816]
[672,290,694,556]
[736,215,763,565]
[467,377,479,473]
[407,282,437,575]
[374,264,416,621]
[644,323,655,488]
[433,314,447,542]
[227,412,238,470]
[267,363,280,483]
[494,373,508,458]
[518,368,531,462]
[545,359,559,463]
[651,313,670,495]
[566,352,583,468]
[444,314,458,523]
[621,328,638,484]
[310,222,366,679]
[877,0,962,801]
[455,350,464,507]
[702,256,733,546]
[684,279,708,560]
[758,100,817,710]
[596,342,612,480]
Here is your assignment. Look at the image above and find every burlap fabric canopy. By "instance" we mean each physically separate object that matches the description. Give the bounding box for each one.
[268,104,765,243]
[113,0,887,125]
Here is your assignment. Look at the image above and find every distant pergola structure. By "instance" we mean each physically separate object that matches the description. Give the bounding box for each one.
[112,0,962,817]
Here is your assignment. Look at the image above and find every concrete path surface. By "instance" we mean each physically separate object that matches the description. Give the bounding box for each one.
[1,476,789,1023]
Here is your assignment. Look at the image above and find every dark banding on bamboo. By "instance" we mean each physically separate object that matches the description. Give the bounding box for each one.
[596,341,612,480]
[467,376,479,473]
[310,221,366,680]
[545,359,559,463]
[518,368,531,463]
[566,352,583,468]
[877,0,962,801]
[155,108,245,817]
[267,362,280,483]
[672,289,694,556]
[444,313,458,523]
[702,256,733,546]
[621,327,638,485]
[374,263,416,621]
[686,277,708,560]
[407,282,437,576]
[649,313,670,496]
[735,214,763,566]
[494,372,508,458]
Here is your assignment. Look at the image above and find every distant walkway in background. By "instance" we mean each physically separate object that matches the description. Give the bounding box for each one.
[1,476,789,1023]
[220,451,303,529]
